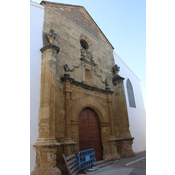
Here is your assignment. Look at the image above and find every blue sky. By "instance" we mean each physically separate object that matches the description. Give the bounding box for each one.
[32,0,146,109]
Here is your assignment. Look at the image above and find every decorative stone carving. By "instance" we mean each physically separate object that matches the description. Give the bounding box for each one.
[112,64,120,74]
[63,63,81,76]
[112,64,124,86]
[94,68,102,78]
[63,64,74,73]
[61,75,114,94]
[94,68,111,91]
[47,29,57,44]
[40,29,60,54]
[80,47,96,66]
[102,78,110,91]
[70,93,77,101]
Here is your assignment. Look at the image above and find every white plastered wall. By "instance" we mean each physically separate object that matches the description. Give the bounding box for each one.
[113,52,146,153]
[30,1,44,173]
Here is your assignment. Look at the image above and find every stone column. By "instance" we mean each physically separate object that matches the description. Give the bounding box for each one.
[93,67,97,87]
[113,75,131,137]
[62,76,76,156]
[64,80,73,141]
[31,41,61,175]
[112,68,135,158]
[107,93,120,160]
[107,94,115,136]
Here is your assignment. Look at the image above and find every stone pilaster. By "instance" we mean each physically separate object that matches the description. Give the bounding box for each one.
[112,73,131,138]
[64,80,73,141]
[81,61,86,84]
[62,76,76,156]
[107,94,114,136]
[109,139,120,160]
[31,40,61,175]
[107,94,120,160]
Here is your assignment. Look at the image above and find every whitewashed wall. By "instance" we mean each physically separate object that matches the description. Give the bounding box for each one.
[30,1,44,173]
[113,52,146,153]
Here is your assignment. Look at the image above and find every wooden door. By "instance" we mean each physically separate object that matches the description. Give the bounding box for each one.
[79,107,102,161]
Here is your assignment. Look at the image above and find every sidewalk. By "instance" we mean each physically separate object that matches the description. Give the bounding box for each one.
[78,151,146,175]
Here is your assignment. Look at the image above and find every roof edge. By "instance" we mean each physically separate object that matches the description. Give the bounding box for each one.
[82,7,114,50]
[40,1,114,50]
[30,1,44,9]
[40,1,83,8]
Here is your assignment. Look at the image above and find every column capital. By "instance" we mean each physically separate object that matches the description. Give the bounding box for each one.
[40,43,60,54]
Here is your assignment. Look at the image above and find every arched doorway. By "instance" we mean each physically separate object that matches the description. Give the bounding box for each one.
[79,107,102,161]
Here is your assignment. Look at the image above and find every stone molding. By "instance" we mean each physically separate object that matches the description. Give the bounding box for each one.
[61,74,114,94]
[71,120,80,125]
[112,74,125,85]
[40,43,60,54]
[109,136,134,141]
[80,57,96,66]
[100,122,110,127]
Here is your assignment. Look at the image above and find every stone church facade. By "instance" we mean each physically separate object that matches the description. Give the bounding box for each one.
[31,1,136,175]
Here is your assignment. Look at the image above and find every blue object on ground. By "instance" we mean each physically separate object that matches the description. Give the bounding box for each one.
[78,148,96,170]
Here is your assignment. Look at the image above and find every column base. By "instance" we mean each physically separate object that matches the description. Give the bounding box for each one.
[31,167,61,175]
[109,135,121,160]
[63,137,75,143]
[121,139,136,157]
[31,143,61,175]
[103,153,113,162]
[61,138,76,156]
[116,137,136,157]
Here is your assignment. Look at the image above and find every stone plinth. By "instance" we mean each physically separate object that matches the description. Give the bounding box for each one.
[31,144,61,175]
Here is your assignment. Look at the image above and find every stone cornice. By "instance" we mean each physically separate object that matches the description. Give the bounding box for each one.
[113,74,125,81]
[112,137,135,141]
[40,44,60,54]
[61,74,114,94]
[33,142,60,148]
[112,74,125,85]
[80,57,96,66]
[100,122,110,127]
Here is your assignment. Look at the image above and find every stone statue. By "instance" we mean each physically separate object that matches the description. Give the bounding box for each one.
[112,64,120,74]
[47,29,57,44]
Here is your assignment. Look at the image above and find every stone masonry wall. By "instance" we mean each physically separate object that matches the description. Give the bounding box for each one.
[40,1,134,165]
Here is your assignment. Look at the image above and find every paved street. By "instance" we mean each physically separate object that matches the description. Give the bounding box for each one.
[78,151,146,175]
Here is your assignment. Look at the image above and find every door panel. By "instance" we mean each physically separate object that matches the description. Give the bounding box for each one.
[79,107,102,161]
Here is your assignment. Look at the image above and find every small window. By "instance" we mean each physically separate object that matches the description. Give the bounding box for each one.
[127,79,136,108]
[85,69,91,78]
[80,39,89,50]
